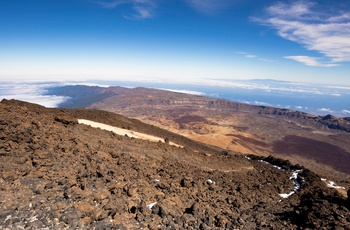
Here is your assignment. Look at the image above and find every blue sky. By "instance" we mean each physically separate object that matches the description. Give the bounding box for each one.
[1,0,349,85]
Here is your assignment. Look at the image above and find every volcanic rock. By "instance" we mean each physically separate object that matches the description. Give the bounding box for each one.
[0,99,349,229]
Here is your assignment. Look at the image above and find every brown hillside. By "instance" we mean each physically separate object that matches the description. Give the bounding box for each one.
[1,99,349,229]
[62,86,350,181]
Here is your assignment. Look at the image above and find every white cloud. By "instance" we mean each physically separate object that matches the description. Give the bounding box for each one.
[0,82,69,108]
[295,106,303,109]
[284,56,339,67]
[331,93,341,96]
[328,13,350,22]
[267,1,314,19]
[1,95,68,108]
[195,79,350,99]
[254,101,271,106]
[255,1,350,66]
[341,109,350,114]
[325,86,350,90]
[93,0,157,19]
[318,108,333,113]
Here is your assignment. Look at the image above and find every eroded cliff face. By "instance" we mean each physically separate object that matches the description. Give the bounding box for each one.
[0,99,349,229]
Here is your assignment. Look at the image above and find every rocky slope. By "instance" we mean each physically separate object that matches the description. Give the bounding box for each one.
[0,99,349,229]
[46,85,350,182]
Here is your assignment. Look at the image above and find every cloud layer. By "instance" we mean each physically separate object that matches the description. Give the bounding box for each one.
[256,1,350,67]
[93,0,157,19]
[0,82,69,108]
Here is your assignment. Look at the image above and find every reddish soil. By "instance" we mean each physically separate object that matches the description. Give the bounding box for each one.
[174,115,210,125]
[227,134,268,147]
[273,135,350,174]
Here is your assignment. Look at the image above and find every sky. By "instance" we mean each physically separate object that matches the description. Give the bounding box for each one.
[0,0,350,85]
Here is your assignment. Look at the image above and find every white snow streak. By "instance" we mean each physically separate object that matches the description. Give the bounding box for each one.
[78,119,183,147]
[279,170,302,199]
[244,156,252,160]
[147,202,157,209]
[260,160,284,171]
[4,215,11,222]
[321,178,346,190]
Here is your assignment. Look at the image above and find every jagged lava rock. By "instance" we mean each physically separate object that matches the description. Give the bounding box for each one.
[0,99,349,229]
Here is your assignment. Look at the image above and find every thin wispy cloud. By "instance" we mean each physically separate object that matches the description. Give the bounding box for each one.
[93,0,125,8]
[245,54,257,58]
[237,52,256,58]
[93,0,239,18]
[92,0,157,19]
[237,52,274,62]
[254,1,350,66]
[200,78,350,98]
[284,56,339,67]
[184,0,237,14]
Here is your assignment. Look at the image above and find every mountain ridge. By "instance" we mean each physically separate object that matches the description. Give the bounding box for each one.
[48,85,350,132]
[45,85,350,180]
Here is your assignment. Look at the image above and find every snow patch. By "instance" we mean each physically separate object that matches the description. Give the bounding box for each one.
[207,179,215,184]
[78,119,183,148]
[321,178,346,190]
[327,181,346,190]
[5,215,11,222]
[258,159,303,199]
[279,170,302,199]
[279,192,295,199]
[260,160,284,171]
[147,202,157,210]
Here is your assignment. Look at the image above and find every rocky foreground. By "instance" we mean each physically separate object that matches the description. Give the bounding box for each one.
[0,99,349,229]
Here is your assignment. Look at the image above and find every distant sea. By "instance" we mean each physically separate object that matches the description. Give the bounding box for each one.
[1,79,350,117]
